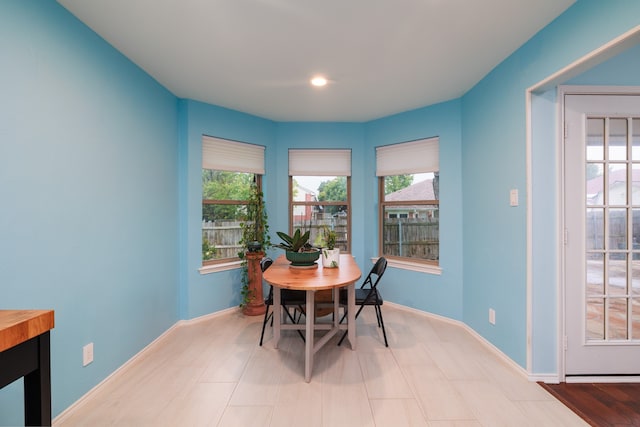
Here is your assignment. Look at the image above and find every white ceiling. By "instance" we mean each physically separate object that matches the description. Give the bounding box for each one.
[57,0,574,122]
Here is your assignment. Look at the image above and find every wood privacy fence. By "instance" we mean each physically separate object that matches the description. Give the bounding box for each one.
[202,221,244,259]
[203,218,349,259]
[383,219,439,260]
[293,218,349,252]
[586,209,640,259]
[203,218,439,260]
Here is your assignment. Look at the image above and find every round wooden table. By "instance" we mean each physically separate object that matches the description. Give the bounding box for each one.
[263,254,362,382]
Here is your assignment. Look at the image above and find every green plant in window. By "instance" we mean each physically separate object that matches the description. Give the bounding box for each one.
[274,229,313,252]
[237,182,271,307]
[322,226,337,250]
[202,237,216,261]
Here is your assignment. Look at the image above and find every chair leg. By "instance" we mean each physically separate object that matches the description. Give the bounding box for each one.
[374,303,382,327]
[376,304,388,347]
[259,308,272,346]
[338,305,388,347]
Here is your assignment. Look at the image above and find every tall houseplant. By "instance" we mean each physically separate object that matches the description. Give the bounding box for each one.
[238,182,270,312]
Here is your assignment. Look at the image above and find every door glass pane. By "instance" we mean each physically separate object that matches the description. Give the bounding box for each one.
[632,298,640,339]
[633,165,640,205]
[633,118,640,160]
[608,254,628,296]
[633,209,640,258]
[586,208,604,250]
[587,118,604,161]
[634,257,640,297]
[586,298,605,340]
[609,208,627,250]
[609,118,628,161]
[608,164,627,205]
[586,165,604,205]
[586,252,604,295]
[608,298,628,340]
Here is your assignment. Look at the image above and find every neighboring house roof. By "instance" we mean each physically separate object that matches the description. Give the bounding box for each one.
[386,179,435,201]
[293,183,317,202]
[586,168,640,196]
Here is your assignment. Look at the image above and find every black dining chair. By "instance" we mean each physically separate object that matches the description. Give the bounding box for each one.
[259,257,306,346]
[337,257,388,347]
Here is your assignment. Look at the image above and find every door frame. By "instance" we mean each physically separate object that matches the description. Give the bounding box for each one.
[559,86,640,381]
[524,25,640,384]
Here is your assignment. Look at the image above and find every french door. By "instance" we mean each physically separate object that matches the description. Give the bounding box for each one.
[564,92,640,376]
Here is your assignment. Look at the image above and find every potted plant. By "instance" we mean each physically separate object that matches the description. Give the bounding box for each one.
[237,182,271,313]
[321,226,340,268]
[238,183,270,256]
[274,228,320,266]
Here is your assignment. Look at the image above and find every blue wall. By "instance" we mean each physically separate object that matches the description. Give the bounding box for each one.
[179,108,464,320]
[179,100,276,319]
[4,0,640,424]
[462,0,640,369]
[365,101,464,320]
[0,1,179,424]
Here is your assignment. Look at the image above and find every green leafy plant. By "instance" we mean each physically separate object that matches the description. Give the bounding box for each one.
[322,226,337,250]
[238,183,270,258]
[237,182,271,307]
[202,237,216,261]
[274,229,313,252]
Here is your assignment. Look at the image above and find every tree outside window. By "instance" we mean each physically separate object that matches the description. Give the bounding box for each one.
[291,175,350,252]
[202,170,257,264]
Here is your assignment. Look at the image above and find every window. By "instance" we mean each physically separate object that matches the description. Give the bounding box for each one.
[289,149,351,252]
[202,136,265,266]
[377,138,439,267]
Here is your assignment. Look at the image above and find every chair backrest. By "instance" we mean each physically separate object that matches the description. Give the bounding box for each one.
[363,257,387,290]
[260,257,273,273]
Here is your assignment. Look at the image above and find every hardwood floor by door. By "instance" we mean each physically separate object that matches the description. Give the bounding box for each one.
[54,305,588,426]
[539,382,640,426]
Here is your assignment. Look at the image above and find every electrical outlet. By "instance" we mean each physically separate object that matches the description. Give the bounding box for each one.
[83,343,94,366]
[489,308,496,325]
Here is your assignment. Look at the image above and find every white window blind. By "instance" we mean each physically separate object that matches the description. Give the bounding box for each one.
[202,135,265,175]
[289,149,351,176]
[376,137,439,176]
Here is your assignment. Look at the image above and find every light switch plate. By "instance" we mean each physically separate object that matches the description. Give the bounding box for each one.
[83,343,94,366]
[510,189,518,206]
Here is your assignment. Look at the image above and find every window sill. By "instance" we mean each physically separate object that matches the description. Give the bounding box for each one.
[374,257,442,275]
[199,260,242,275]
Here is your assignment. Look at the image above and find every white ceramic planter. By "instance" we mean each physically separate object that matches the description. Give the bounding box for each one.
[322,248,340,268]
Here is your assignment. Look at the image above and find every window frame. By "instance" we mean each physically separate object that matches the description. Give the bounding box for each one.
[288,175,352,254]
[201,172,262,269]
[378,176,439,267]
[376,137,441,274]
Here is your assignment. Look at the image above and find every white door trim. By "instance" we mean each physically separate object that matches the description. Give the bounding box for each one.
[524,23,640,383]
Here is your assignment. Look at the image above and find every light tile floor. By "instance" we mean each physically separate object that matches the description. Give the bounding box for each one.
[55,305,588,426]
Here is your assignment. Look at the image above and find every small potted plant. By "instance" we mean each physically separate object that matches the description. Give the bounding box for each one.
[321,226,340,268]
[274,228,320,266]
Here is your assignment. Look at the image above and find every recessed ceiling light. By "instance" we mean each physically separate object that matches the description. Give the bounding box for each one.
[310,76,328,87]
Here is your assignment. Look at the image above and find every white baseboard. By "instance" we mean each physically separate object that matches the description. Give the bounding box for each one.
[177,306,241,326]
[53,307,244,425]
[529,374,561,384]
[386,302,529,379]
[566,375,640,383]
[53,321,180,425]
